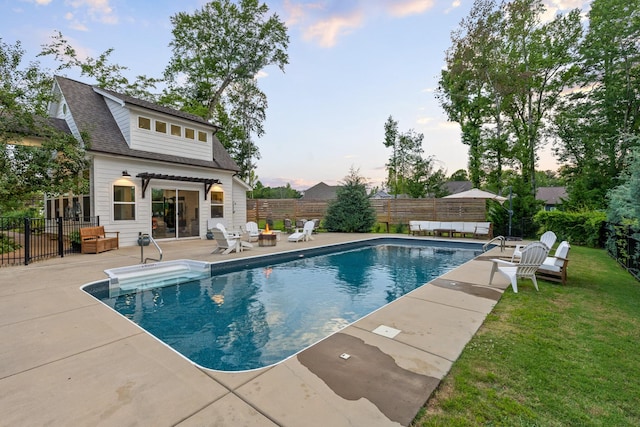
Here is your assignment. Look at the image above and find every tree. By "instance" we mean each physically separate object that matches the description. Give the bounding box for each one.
[607,144,640,228]
[437,0,501,188]
[40,31,160,101]
[449,169,469,181]
[164,0,289,180]
[324,168,376,233]
[1,39,87,211]
[251,181,301,199]
[500,0,582,195]
[552,0,640,209]
[382,116,446,197]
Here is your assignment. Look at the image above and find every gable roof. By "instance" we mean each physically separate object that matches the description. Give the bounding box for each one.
[536,187,567,205]
[55,76,239,172]
[444,180,473,195]
[301,182,339,200]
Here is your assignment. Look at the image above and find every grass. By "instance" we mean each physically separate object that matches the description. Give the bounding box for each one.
[412,245,640,426]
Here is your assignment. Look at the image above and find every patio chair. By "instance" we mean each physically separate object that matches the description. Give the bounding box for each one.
[512,230,557,261]
[215,225,253,252]
[536,241,571,285]
[288,220,315,242]
[284,218,293,233]
[211,228,241,254]
[245,221,260,242]
[489,241,550,293]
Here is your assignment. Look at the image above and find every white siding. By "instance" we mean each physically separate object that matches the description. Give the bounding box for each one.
[231,179,249,230]
[128,108,213,161]
[92,155,240,247]
[104,98,131,146]
[50,83,84,144]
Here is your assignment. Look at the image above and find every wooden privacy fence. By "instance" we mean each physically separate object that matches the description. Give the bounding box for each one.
[246,198,487,226]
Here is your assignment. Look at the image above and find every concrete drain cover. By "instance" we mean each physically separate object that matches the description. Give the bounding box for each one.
[372,325,401,339]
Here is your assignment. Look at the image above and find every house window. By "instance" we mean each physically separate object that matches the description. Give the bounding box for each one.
[198,131,208,142]
[170,124,181,137]
[114,185,136,220]
[138,116,151,130]
[155,120,167,133]
[210,190,223,218]
[185,128,195,140]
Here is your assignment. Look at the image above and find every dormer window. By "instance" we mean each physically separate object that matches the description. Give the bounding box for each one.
[198,131,207,142]
[170,124,181,137]
[185,128,195,140]
[138,116,151,130]
[155,121,167,133]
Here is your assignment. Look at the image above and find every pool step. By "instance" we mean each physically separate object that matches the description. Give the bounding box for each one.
[105,260,210,297]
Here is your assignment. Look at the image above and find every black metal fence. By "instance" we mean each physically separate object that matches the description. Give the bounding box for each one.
[492,217,537,240]
[606,223,640,281]
[0,216,99,267]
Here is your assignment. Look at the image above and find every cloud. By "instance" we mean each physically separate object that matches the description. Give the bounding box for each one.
[65,12,89,31]
[444,0,461,14]
[302,11,364,48]
[284,0,436,48]
[65,0,118,25]
[386,0,435,17]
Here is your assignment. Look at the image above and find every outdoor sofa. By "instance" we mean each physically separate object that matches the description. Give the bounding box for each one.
[409,220,493,239]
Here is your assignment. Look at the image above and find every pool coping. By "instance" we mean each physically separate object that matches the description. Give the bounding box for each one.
[0,233,515,426]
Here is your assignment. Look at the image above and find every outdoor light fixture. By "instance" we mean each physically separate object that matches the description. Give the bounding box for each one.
[122,170,131,177]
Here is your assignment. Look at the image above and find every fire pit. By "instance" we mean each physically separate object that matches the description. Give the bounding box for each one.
[258,233,277,247]
[258,224,277,247]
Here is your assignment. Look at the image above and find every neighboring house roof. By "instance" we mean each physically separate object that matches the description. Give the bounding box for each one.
[536,187,567,205]
[444,180,473,195]
[55,76,239,172]
[301,182,339,200]
[371,190,392,199]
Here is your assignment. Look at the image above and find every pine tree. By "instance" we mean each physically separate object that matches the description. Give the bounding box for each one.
[324,168,376,233]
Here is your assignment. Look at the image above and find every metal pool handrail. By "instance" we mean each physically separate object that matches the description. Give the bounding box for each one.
[483,235,505,253]
[139,234,163,264]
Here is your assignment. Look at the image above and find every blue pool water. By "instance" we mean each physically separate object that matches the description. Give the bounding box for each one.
[95,242,479,371]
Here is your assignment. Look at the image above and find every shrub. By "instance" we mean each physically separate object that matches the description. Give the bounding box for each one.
[324,168,376,233]
[0,233,21,254]
[533,210,607,247]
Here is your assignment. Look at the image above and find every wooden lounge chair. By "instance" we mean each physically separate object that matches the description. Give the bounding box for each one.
[489,242,550,293]
[536,241,571,285]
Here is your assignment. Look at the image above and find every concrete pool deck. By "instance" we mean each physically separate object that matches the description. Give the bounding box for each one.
[0,233,517,426]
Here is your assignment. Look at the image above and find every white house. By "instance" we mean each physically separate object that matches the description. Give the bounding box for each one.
[46,76,250,247]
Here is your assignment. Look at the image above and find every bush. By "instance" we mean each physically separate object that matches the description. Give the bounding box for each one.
[0,233,21,254]
[324,168,376,233]
[533,210,607,247]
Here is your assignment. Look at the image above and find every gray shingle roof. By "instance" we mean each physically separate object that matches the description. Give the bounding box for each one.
[444,181,473,195]
[302,182,339,200]
[56,76,239,172]
[536,187,567,204]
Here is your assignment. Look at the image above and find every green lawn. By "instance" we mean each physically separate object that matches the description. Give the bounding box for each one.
[413,245,640,426]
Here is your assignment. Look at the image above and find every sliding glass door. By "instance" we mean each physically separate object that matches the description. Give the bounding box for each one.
[151,188,199,239]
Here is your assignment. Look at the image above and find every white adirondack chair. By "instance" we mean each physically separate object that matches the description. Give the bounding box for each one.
[490,241,550,293]
[512,231,557,261]
[211,228,241,255]
[288,220,315,242]
[245,221,260,242]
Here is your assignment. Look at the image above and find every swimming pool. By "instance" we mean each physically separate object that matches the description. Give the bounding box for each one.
[84,238,482,371]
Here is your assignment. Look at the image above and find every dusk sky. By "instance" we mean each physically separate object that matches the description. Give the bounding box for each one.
[1,0,587,190]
